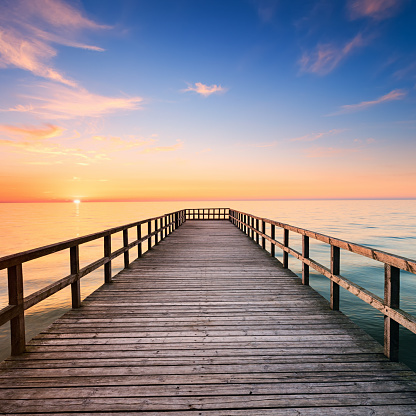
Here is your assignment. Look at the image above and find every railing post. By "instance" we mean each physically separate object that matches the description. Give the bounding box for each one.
[155,219,159,245]
[262,221,266,250]
[148,220,152,251]
[256,219,259,243]
[302,235,309,286]
[271,225,275,257]
[104,234,112,283]
[8,264,25,355]
[175,213,179,229]
[283,229,289,268]
[123,229,129,267]
[384,264,400,361]
[163,216,166,235]
[70,245,81,308]
[330,246,340,310]
[137,224,142,258]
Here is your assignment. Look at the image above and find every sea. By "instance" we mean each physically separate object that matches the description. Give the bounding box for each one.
[0,200,415,369]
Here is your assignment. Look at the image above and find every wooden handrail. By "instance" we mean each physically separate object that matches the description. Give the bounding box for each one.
[229,209,416,362]
[0,209,187,355]
[185,208,229,220]
[2,206,415,363]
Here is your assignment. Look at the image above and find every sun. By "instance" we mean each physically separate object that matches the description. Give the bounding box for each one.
[73,199,81,204]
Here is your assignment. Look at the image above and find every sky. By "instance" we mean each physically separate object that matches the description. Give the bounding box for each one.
[0,0,415,202]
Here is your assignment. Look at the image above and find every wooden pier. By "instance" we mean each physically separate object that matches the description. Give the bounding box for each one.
[1,210,416,414]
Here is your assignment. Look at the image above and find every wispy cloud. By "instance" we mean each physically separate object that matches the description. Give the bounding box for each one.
[347,0,403,20]
[141,140,184,154]
[0,123,65,140]
[182,82,227,97]
[250,0,278,23]
[290,129,345,142]
[0,137,109,164]
[1,104,35,113]
[305,146,358,158]
[329,89,407,115]
[299,33,367,75]
[0,121,109,164]
[92,135,157,150]
[7,83,143,119]
[0,0,109,86]
[394,60,416,80]
[246,141,278,148]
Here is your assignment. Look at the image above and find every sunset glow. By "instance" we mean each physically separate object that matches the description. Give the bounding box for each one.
[0,0,415,202]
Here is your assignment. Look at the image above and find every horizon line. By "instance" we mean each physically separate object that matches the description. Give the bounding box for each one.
[1,197,415,203]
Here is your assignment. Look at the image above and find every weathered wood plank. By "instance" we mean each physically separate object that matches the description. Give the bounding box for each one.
[1,220,415,414]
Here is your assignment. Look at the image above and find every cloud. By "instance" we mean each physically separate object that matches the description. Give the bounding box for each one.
[247,141,278,148]
[250,0,278,23]
[394,61,416,80]
[0,121,109,164]
[329,89,407,115]
[290,129,345,142]
[0,0,109,86]
[182,82,227,97]
[0,123,65,140]
[305,146,358,158]
[1,104,35,113]
[12,83,143,119]
[23,0,110,30]
[0,136,109,163]
[347,0,402,20]
[299,33,367,75]
[141,140,184,154]
[92,135,157,150]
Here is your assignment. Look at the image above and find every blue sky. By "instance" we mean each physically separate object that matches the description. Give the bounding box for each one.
[0,0,415,201]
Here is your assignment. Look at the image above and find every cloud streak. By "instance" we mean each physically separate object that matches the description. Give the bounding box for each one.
[305,146,358,158]
[182,82,227,97]
[8,83,143,119]
[0,0,109,86]
[141,140,184,154]
[0,136,109,164]
[0,123,65,140]
[93,135,157,150]
[299,34,367,75]
[347,0,402,20]
[290,129,345,142]
[329,89,407,115]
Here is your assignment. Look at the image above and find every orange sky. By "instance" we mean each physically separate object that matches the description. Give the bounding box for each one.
[1,0,416,202]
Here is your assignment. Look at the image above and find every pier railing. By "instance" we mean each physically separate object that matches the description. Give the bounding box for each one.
[0,209,186,356]
[229,209,416,362]
[1,206,415,363]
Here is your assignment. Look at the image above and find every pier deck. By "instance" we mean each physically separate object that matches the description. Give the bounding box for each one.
[1,220,416,414]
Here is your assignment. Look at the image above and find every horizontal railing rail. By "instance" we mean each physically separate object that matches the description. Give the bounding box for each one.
[229,209,416,362]
[185,208,229,220]
[0,209,187,356]
[2,206,415,363]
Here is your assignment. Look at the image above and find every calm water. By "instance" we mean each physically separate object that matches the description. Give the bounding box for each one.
[0,200,415,369]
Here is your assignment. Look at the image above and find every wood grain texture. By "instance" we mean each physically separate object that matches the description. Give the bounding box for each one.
[1,220,416,414]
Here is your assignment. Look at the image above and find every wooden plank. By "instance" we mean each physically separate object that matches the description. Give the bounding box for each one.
[0,220,415,414]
